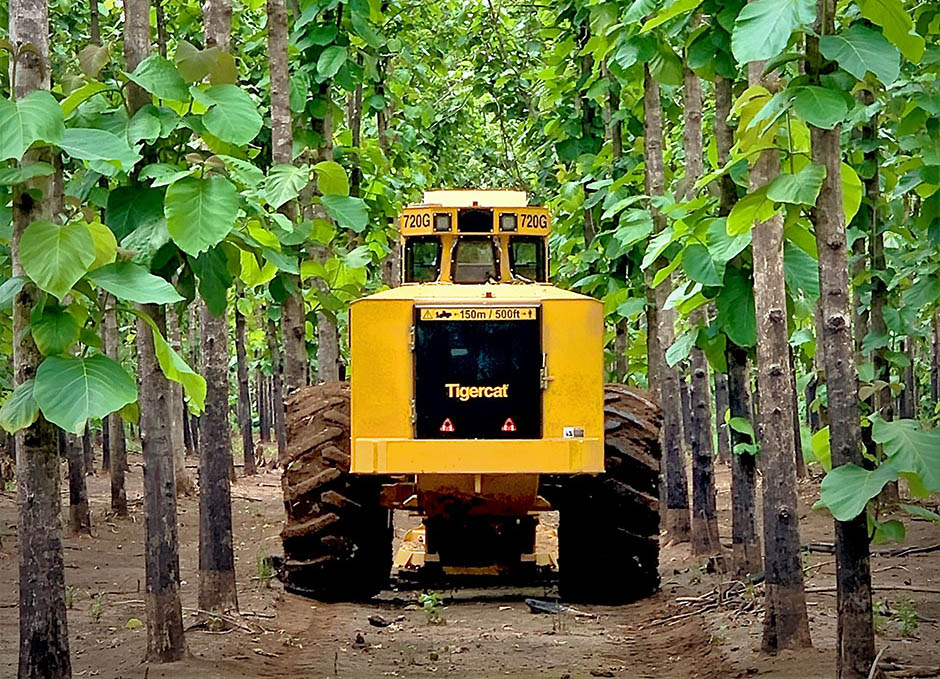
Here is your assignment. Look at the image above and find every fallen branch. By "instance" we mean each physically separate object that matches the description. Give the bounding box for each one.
[232,495,263,503]
[182,607,257,633]
[867,647,888,679]
[806,585,940,595]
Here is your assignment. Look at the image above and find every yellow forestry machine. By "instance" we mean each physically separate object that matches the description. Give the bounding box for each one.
[278,190,662,603]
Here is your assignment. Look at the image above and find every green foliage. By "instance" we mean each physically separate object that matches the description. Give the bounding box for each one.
[87,262,184,304]
[126,54,190,101]
[731,0,816,64]
[30,303,80,355]
[0,379,39,434]
[817,462,898,521]
[33,355,137,435]
[19,220,95,301]
[134,311,207,412]
[0,91,65,161]
[819,24,901,85]
[165,176,239,255]
[193,85,263,145]
[767,164,827,205]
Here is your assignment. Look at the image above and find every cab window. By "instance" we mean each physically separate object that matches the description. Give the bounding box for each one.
[509,237,546,281]
[404,236,442,283]
[452,237,499,284]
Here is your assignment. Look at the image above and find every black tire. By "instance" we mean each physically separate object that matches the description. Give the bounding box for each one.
[279,382,392,601]
[542,384,663,604]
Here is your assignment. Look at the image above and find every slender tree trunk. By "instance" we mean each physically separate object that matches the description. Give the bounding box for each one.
[690,319,720,559]
[727,346,761,575]
[82,424,94,474]
[188,305,200,454]
[747,56,812,651]
[789,347,806,478]
[66,432,91,535]
[182,402,193,453]
[679,371,694,450]
[257,370,270,442]
[265,318,288,464]
[136,307,186,662]
[577,20,596,244]
[123,0,150,111]
[167,307,193,496]
[198,303,239,613]
[715,372,731,464]
[809,4,874,672]
[154,0,167,57]
[88,0,100,44]
[899,338,915,419]
[103,295,127,516]
[932,311,939,407]
[235,306,256,475]
[10,6,72,672]
[643,66,690,541]
[102,413,110,471]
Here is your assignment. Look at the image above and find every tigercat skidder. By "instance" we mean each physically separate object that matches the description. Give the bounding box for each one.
[279,190,662,603]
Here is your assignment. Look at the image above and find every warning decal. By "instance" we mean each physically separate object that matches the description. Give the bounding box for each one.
[418,306,537,322]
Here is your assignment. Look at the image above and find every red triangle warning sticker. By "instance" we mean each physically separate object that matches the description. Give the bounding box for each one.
[501,418,517,432]
[440,418,455,433]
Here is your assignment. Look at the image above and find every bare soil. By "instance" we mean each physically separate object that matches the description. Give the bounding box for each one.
[1,447,938,678]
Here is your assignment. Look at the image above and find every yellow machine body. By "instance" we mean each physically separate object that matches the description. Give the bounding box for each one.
[348,190,604,572]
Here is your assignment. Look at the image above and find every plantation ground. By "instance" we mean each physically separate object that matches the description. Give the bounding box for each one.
[0,451,938,679]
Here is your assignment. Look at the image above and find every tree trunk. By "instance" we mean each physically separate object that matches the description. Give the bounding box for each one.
[746,57,812,651]
[66,432,91,536]
[235,306,256,475]
[809,4,874,672]
[689,314,721,559]
[257,370,270,442]
[182,401,193,453]
[266,318,288,464]
[577,20,596,244]
[154,0,167,57]
[10,6,72,672]
[123,0,150,111]
[102,413,110,472]
[198,303,239,613]
[136,307,186,662]
[88,0,100,44]
[643,66,689,542]
[715,372,731,464]
[727,346,761,575]
[188,303,200,455]
[82,424,94,474]
[679,372,694,451]
[102,295,127,516]
[789,347,806,478]
[167,306,193,496]
[614,319,628,381]
[932,311,939,407]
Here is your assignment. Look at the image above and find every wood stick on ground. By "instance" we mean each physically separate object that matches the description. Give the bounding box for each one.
[868,647,888,679]
[805,585,940,595]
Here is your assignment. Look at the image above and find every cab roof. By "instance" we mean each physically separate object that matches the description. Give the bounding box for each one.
[412,190,529,208]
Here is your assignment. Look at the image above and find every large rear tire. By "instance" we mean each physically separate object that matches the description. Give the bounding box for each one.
[542,384,662,604]
[279,382,392,601]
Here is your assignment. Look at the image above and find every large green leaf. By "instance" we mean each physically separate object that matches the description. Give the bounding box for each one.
[810,425,831,471]
[317,46,347,78]
[30,303,80,355]
[165,176,239,255]
[784,243,820,298]
[817,462,898,521]
[322,195,368,233]
[0,162,55,186]
[0,379,40,434]
[19,220,96,300]
[174,41,221,82]
[665,329,698,368]
[731,0,816,64]
[819,24,900,85]
[265,164,308,208]
[716,266,756,347]
[134,311,206,412]
[727,187,776,236]
[33,354,138,434]
[87,220,118,270]
[0,90,65,161]
[193,85,263,145]
[59,128,142,171]
[126,54,190,101]
[767,163,827,205]
[842,162,863,224]
[682,243,722,286]
[640,0,704,32]
[858,0,924,64]
[313,160,350,196]
[706,218,750,264]
[791,87,848,129]
[106,185,165,241]
[902,275,940,309]
[87,261,183,304]
[0,276,27,308]
[872,418,940,492]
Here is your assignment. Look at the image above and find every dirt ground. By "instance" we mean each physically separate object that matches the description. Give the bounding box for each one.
[1,447,938,679]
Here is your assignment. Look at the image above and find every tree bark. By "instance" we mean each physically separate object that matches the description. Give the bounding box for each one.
[88,0,100,44]
[577,20,596,244]
[257,370,270,442]
[187,304,200,454]
[789,347,806,478]
[136,307,186,662]
[727,346,761,575]
[644,66,689,541]
[265,317,288,464]
[715,372,731,464]
[82,424,94,474]
[102,413,110,471]
[809,3,874,672]
[10,5,72,672]
[235,305,256,475]
[123,0,150,111]
[154,0,167,57]
[102,295,127,516]
[66,432,91,535]
[932,311,939,407]
[167,306,193,496]
[690,318,720,559]
[747,57,811,651]
[198,303,239,613]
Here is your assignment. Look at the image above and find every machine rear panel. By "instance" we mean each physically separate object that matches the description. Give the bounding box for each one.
[414,306,542,439]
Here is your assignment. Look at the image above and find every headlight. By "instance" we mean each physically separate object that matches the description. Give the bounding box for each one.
[434,212,452,232]
[499,213,517,232]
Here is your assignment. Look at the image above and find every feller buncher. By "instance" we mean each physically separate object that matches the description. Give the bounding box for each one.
[278,190,662,603]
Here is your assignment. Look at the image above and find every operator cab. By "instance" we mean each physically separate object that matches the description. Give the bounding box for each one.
[400,190,549,284]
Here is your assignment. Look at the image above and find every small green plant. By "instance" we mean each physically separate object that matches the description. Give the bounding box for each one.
[89,593,103,623]
[3,480,15,492]
[256,554,275,588]
[418,591,445,625]
[895,597,919,638]
[873,600,890,635]
[65,586,77,610]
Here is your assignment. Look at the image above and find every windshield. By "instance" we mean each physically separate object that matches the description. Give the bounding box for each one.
[404,236,442,283]
[509,237,546,281]
[451,237,499,283]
